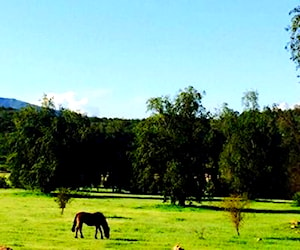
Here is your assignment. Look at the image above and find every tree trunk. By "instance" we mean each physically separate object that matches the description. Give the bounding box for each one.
[178,195,186,206]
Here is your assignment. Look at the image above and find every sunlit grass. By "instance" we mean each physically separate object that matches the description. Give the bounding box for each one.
[0,189,300,249]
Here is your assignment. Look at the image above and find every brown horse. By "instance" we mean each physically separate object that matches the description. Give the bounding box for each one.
[71,212,110,239]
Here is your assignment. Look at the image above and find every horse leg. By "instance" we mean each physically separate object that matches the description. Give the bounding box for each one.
[79,223,84,238]
[94,226,98,239]
[75,227,78,238]
[80,228,84,238]
[99,226,104,239]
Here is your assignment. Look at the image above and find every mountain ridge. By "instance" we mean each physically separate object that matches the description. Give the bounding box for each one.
[0,97,33,109]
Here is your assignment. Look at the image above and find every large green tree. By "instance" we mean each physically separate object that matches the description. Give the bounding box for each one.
[277,107,300,196]
[219,106,286,198]
[7,96,91,192]
[133,86,210,205]
[8,97,59,192]
[52,108,91,189]
[0,107,15,170]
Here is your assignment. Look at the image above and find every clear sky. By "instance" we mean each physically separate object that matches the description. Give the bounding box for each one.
[1,0,300,118]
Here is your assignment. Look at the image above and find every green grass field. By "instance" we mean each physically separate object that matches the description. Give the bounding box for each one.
[0,189,300,249]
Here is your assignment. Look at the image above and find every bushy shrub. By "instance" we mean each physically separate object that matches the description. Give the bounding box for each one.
[293,192,300,206]
[54,187,72,215]
[0,176,10,188]
[222,194,249,236]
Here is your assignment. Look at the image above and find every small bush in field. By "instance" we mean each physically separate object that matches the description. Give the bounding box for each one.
[293,192,300,206]
[54,187,72,215]
[0,176,10,188]
[222,194,249,236]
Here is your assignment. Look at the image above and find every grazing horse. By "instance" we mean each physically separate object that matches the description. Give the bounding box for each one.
[71,212,110,239]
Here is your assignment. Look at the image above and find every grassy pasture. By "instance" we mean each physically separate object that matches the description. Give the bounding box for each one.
[0,189,300,249]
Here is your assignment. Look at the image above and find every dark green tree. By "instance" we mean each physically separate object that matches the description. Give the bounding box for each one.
[133,86,210,205]
[277,107,300,196]
[0,107,16,171]
[7,95,92,192]
[219,106,286,198]
[8,96,58,192]
[83,118,138,192]
[52,107,91,189]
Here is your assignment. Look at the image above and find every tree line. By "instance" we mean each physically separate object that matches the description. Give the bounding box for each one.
[0,88,299,205]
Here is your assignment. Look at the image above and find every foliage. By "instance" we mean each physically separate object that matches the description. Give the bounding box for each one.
[218,107,286,199]
[133,86,210,205]
[222,194,250,236]
[242,90,260,111]
[0,176,10,188]
[3,95,138,193]
[7,100,58,192]
[286,6,300,73]
[0,107,16,172]
[0,87,299,201]
[292,192,300,206]
[54,187,72,215]
[277,107,300,197]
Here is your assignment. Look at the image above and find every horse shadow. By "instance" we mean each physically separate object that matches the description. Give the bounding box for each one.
[114,238,138,242]
[265,237,300,241]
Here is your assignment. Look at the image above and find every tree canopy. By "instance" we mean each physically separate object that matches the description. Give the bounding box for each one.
[0,87,299,204]
[133,86,210,205]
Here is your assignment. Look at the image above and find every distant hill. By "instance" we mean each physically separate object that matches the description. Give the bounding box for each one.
[0,97,33,109]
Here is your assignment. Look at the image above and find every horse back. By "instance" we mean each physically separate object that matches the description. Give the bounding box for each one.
[77,212,105,226]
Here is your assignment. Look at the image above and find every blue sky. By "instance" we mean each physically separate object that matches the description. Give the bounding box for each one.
[1,0,300,118]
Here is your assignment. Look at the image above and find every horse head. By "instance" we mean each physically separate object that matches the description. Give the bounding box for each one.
[104,224,110,239]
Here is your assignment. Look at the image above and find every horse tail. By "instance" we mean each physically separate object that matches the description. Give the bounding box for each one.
[71,213,78,232]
